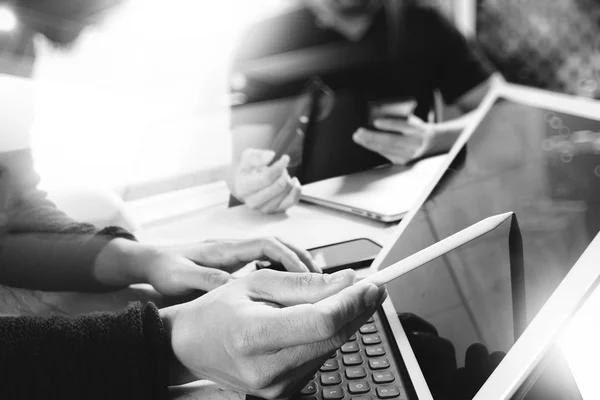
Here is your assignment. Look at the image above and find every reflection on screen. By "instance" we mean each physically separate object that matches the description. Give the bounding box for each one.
[380,99,600,399]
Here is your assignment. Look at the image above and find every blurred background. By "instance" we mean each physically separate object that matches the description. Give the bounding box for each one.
[1,0,599,229]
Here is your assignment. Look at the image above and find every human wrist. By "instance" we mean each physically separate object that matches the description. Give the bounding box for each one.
[93,238,159,287]
[160,305,197,385]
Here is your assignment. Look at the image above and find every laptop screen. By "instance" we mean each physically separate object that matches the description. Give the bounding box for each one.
[378,97,599,399]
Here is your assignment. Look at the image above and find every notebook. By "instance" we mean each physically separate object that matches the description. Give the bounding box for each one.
[301,155,448,222]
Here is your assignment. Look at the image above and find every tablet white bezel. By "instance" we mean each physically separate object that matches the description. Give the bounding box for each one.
[473,231,600,400]
[370,82,600,400]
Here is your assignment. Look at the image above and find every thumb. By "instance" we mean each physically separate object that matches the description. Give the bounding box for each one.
[274,282,387,350]
[247,269,356,306]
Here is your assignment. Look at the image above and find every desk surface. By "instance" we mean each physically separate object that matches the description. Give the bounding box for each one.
[138,202,397,254]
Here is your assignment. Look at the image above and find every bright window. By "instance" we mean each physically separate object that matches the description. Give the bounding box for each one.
[30,0,297,196]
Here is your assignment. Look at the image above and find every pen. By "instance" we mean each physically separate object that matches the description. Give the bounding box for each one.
[267,80,325,167]
[362,212,514,287]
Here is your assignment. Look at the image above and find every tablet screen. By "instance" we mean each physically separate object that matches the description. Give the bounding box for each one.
[379,98,598,399]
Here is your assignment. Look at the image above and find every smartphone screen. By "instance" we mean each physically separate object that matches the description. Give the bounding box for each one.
[309,238,382,272]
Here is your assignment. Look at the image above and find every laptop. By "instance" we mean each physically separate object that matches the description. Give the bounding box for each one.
[288,82,600,400]
[300,155,448,222]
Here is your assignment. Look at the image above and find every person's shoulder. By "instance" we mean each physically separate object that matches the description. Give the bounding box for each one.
[232,6,327,64]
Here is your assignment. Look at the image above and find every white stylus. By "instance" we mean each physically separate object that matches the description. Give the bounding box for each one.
[362,212,514,287]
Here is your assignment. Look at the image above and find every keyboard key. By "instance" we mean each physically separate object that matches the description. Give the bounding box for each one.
[349,334,358,342]
[373,371,395,383]
[328,351,338,359]
[348,380,371,394]
[367,316,375,323]
[299,381,317,395]
[360,324,378,334]
[343,354,364,366]
[369,357,390,370]
[352,396,373,400]
[320,359,339,372]
[321,372,342,386]
[376,385,401,399]
[323,387,345,400]
[366,345,386,357]
[362,335,382,345]
[345,366,367,379]
[341,342,360,353]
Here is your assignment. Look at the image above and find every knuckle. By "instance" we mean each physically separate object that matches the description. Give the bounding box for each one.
[245,371,267,391]
[204,270,228,287]
[244,367,274,392]
[231,328,255,356]
[287,272,316,289]
[248,271,277,300]
[328,332,348,350]
[275,177,288,190]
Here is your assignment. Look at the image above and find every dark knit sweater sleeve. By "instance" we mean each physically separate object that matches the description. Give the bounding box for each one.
[0,302,169,400]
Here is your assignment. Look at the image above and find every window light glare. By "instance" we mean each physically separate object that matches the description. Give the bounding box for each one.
[0,5,17,32]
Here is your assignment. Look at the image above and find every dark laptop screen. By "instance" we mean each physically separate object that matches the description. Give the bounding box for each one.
[379,98,598,399]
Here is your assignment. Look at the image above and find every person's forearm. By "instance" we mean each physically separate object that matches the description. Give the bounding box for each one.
[0,234,152,292]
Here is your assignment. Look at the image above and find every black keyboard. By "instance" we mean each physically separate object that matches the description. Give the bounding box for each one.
[293,309,413,400]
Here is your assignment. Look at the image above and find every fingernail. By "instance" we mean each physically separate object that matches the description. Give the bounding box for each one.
[363,283,383,307]
[324,269,354,283]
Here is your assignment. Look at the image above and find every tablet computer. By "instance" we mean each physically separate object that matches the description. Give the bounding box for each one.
[362,82,600,399]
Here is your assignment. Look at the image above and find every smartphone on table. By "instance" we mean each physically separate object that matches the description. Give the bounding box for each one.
[257,238,382,273]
